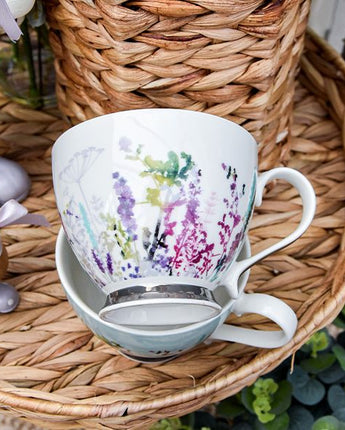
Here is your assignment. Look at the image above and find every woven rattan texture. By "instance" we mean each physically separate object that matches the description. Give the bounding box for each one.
[44,0,311,171]
[0,29,344,430]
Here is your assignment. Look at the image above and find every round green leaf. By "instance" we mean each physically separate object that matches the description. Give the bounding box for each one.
[254,412,289,430]
[334,408,345,422]
[300,353,336,374]
[319,362,345,384]
[288,366,325,405]
[292,378,325,405]
[305,331,330,358]
[287,366,309,389]
[241,387,255,413]
[327,385,345,412]
[333,345,345,371]
[270,381,293,415]
[217,399,245,420]
[312,415,341,430]
[287,406,314,430]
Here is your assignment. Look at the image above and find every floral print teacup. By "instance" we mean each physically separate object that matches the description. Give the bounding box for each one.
[52,109,315,323]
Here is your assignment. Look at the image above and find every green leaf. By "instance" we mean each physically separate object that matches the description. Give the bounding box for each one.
[312,415,342,430]
[270,381,293,415]
[334,408,345,423]
[333,316,345,329]
[254,412,289,430]
[143,151,182,186]
[179,152,194,180]
[333,345,345,371]
[287,366,309,388]
[253,378,278,397]
[241,386,255,413]
[319,362,345,384]
[144,156,167,174]
[216,399,245,419]
[300,353,336,374]
[327,385,345,412]
[337,332,345,348]
[250,378,281,423]
[293,378,325,405]
[146,188,162,206]
[249,378,292,425]
[253,396,275,423]
[287,406,314,430]
[166,151,180,178]
[306,331,330,358]
[288,366,325,405]
[149,417,189,429]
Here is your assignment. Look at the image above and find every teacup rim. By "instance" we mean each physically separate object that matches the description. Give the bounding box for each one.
[52,108,257,155]
[56,227,250,337]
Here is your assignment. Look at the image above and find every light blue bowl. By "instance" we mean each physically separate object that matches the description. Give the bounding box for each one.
[56,228,250,362]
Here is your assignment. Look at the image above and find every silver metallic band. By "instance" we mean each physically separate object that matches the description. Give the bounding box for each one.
[104,283,216,307]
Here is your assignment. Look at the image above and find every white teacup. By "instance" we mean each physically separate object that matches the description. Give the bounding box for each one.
[56,228,298,362]
[52,109,316,323]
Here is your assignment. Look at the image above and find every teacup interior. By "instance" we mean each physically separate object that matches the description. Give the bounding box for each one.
[66,250,106,314]
[100,300,222,328]
[65,241,223,328]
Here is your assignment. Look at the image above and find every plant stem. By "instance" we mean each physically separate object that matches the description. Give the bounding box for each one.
[21,18,41,108]
[12,40,19,64]
[36,27,43,99]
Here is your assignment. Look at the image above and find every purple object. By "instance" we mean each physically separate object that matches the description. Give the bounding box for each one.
[0,198,50,227]
[0,157,31,205]
[0,0,22,41]
[0,282,19,312]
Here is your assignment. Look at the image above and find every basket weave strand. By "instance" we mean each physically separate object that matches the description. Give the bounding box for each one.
[44,0,311,170]
[0,29,344,430]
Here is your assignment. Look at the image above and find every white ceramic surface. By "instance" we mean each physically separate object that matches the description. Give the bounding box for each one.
[5,0,35,18]
[56,228,298,361]
[52,109,316,305]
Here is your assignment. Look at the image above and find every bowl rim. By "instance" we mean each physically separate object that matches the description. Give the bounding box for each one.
[55,227,251,337]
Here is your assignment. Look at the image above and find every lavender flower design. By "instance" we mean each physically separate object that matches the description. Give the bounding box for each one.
[113,172,137,238]
[170,168,215,277]
[120,145,195,272]
[111,144,248,281]
[59,140,249,287]
[211,163,246,279]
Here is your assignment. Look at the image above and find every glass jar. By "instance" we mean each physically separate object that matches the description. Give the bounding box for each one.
[0,19,55,108]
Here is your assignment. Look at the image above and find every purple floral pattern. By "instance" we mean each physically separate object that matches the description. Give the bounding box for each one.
[59,143,254,288]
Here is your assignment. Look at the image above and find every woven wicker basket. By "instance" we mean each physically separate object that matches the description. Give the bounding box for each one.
[0,28,344,430]
[44,0,311,170]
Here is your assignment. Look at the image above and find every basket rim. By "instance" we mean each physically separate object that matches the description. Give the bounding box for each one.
[0,277,345,418]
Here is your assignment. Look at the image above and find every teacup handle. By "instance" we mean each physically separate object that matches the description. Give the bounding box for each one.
[211,292,297,348]
[223,167,316,298]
